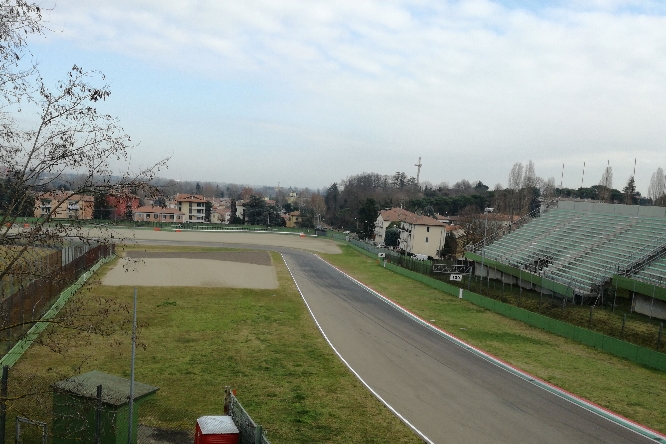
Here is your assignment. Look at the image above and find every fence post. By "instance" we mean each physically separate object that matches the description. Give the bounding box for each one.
[95,384,102,444]
[224,386,230,415]
[588,306,594,329]
[0,365,7,444]
[658,323,663,349]
[255,425,263,444]
[621,314,626,338]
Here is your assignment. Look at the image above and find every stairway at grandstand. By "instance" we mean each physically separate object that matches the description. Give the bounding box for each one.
[471,201,666,318]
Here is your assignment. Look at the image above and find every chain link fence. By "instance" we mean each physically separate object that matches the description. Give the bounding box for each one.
[0,370,268,444]
[1,243,115,356]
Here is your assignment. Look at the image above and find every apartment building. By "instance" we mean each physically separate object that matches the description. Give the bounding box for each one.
[175,194,208,222]
[34,192,94,220]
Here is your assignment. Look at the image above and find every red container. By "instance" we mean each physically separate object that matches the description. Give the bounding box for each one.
[195,416,239,444]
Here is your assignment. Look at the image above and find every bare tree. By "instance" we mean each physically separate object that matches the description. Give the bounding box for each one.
[598,164,613,203]
[507,162,523,219]
[648,167,666,206]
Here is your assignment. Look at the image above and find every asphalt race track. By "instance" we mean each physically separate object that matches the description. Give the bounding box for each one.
[124,231,662,443]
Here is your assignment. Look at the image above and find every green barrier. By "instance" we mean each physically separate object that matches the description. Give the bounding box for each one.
[377,256,666,372]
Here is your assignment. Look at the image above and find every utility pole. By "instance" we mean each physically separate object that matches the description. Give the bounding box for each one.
[415,157,422,185]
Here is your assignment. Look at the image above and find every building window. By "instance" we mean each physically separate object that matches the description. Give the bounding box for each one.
[425,237,429,243]
[427,226,430,232]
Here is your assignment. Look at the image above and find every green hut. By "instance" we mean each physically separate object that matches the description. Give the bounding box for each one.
[53,371,158,444]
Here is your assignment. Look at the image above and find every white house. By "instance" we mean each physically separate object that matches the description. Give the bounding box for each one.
[398,213,447,259]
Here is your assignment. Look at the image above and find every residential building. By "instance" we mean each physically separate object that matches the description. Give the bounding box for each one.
[374,208,417,245]
[175,194,208,222]
[133,206,185,223]
[34,192,94,220]
[105,193,140,221]
[398,213,447,259]
[286,211,302,228]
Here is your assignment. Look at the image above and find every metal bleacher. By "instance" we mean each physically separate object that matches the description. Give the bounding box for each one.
[477,201,666,295]
[631,256,666,287]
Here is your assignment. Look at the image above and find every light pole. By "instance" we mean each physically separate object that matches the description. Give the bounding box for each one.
[481,208,489,286]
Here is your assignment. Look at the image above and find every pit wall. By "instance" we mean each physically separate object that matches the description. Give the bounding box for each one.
[342,242,666,372]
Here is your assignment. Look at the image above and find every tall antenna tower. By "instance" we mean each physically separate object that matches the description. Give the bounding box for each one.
[415,157,422,185]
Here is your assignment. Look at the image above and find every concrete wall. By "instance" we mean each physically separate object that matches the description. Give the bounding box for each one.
[634,294,666,320]
[475,262,555,295]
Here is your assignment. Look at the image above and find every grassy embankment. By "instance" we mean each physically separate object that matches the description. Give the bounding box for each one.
[321,245,666,434]
[9,245,420,444]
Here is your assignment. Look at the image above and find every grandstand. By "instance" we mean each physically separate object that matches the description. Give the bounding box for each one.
[465,201,666,319]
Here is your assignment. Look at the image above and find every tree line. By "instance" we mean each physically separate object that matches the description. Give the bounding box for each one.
[321,161,666,234]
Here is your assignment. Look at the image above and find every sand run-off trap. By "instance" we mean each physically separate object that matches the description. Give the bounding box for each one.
[102,251,278,289]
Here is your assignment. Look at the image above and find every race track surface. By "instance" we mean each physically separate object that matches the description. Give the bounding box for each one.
[282,251,656,444]
[121,230,660,443]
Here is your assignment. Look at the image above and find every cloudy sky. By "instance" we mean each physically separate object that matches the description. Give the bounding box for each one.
[27,0,666,193]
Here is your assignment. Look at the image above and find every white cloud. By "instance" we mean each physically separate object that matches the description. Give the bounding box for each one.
[34,0,666,191]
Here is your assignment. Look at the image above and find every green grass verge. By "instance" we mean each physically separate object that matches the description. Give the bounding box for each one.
[9,246,420,444]
[321,245,666,434]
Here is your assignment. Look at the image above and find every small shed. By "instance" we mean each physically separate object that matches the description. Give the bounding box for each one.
[195,416,239,444]
[52,370,159,444]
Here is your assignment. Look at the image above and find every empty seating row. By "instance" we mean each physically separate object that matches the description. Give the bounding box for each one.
[478,205,666,294]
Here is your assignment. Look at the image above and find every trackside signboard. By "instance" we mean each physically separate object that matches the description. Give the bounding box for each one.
[450,274,463,281]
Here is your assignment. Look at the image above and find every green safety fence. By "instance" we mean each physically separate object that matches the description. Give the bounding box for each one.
[380,261,666,372]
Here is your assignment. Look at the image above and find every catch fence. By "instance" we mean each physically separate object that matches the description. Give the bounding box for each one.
[0,243,115,356]
[345,238,434,275]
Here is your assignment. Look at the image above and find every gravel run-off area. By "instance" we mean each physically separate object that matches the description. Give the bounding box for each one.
[102,250,278,289]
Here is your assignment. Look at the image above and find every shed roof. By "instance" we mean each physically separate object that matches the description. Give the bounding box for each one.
[197,416,239,435]
[53,371,159,406]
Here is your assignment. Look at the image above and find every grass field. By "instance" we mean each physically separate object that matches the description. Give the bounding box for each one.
[9,246,421,444]
[321,245,666,434]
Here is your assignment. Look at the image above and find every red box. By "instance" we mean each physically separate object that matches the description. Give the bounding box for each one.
[195,416,239,444]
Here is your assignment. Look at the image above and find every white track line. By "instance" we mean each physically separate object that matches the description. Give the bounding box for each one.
[280,253,434,444]
[316,254,666,444]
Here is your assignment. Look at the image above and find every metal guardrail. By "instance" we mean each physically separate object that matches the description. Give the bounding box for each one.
[226,388,271,444]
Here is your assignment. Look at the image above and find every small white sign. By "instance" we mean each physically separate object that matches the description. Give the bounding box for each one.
[450,274,463,282]
[378,253,386,258]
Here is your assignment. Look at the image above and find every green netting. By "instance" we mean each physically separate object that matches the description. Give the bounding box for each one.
[494,302,512,317]
[548,320,576,339]
[602,336,637,361]
[636,347,655,367]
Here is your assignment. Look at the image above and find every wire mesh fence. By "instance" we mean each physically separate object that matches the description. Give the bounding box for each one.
[0,367,267,444]
[0,244,115,356]
[432,270,666,352]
